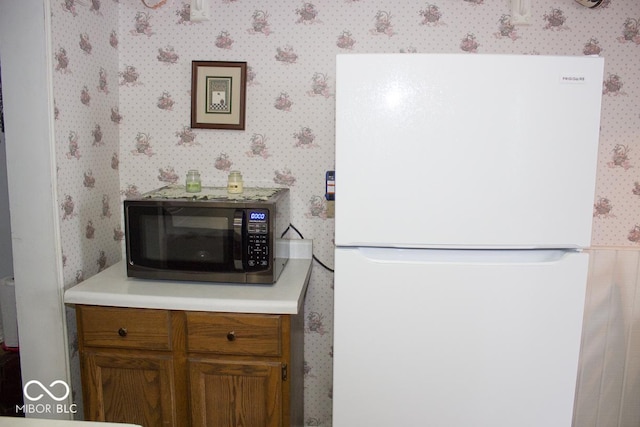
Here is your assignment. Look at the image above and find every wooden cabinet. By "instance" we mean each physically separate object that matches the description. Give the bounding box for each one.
[77,306,182,427]
[81,351,177,426]
[189,359,282,427]
[76,305,303,427]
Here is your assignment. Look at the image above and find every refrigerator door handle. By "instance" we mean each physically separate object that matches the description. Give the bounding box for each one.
[352,247,580,265]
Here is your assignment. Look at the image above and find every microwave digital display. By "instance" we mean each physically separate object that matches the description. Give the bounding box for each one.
[249,211,267,222]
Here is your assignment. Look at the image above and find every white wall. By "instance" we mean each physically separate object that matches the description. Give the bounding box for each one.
[575,248,640,427]
[0,126,13,346]
[0,129,12,278]
[0,0,72,419]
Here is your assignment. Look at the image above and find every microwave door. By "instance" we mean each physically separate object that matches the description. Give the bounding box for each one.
[137,207,169,268]
[166,208,236,271]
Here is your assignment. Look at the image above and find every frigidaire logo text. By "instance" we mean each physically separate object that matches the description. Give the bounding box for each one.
[561,75,586,83]
[17,380,77,415]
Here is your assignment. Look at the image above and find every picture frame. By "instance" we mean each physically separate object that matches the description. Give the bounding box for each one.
[191,61,247,130]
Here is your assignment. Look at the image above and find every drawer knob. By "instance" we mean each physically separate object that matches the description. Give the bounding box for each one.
[226,331,236,342]
[118,327,128,337]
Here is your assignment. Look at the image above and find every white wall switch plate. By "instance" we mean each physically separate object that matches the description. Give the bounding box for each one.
[190,0,209,22]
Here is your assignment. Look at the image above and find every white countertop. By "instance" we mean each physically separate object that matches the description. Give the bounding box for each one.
[63,240,312,315]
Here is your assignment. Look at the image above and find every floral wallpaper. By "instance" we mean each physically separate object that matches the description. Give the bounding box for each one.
[49,0,640,425]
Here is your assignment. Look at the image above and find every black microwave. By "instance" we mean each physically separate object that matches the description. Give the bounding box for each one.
[124,186,290,284]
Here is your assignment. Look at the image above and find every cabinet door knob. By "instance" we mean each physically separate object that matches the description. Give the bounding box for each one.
[226,331,236,341]
[118,327,128,337]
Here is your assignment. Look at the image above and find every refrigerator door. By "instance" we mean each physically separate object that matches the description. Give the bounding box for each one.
[333,247,588,427]
[335,54,604,249]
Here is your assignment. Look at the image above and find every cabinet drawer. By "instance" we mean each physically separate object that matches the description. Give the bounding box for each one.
[78,306,171,351]
[186,312,282,357]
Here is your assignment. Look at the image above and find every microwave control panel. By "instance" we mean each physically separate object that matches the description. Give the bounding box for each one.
[247,209,269,269]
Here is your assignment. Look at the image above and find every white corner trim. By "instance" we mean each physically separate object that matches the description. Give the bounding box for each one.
[0,0,72,419]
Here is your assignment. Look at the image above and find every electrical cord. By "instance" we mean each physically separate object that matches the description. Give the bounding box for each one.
[141,0,168,9]
[281,223,334,273]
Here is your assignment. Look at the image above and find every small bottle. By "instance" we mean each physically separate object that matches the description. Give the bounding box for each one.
[227,170,244,194]
[185,170,201,193]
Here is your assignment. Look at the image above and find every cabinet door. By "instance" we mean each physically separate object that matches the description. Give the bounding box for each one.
[189,358,282,427]
[82,350,177,427]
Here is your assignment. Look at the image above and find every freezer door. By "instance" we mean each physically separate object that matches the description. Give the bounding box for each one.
[333,247,588,427]
[335,54,604,248]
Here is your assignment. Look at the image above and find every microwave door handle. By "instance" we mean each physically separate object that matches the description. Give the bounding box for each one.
[233,210,244,270]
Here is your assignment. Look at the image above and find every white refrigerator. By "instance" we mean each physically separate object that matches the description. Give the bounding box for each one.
[333,54,604,427]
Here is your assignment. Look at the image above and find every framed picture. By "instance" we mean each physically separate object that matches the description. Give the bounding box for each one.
[191,61,247,130]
